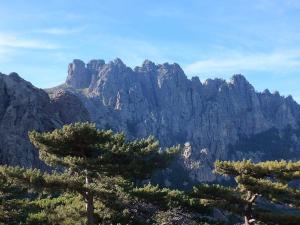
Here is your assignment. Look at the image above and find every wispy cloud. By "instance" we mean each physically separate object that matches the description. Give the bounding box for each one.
[254,0,300,13]
[0,47,16,63]
[184,50,300,75]
[36,27,86,35]
[0,34,59,49]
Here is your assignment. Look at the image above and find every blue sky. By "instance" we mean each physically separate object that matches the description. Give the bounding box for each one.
[1,0,300,101]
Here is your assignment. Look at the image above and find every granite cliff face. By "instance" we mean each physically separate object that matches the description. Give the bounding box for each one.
[2,58,300,187]
[0,72,89,168]
[58,58,300,186]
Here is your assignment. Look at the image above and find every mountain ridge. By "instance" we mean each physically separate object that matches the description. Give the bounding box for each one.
[0,72,89,168]
[1,58,300,187]
[50,58,300,186]
[61,58,297,102]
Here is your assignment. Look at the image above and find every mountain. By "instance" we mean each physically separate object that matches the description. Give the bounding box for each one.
[2,58,300,188]
[0,72,89,168]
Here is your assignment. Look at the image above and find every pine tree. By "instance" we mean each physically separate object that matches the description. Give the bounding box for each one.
[214,160,300,225]
[0,122,178,225]
[0,177,31,224]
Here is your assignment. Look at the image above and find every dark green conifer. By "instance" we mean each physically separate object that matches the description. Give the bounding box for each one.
[0,122,178,225]
[214,160,300,225]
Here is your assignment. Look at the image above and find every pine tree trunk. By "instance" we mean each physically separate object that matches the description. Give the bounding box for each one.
[243,191,258,225]
[244,215,250,225]
[244,203,251,225]
[85,171,94,225]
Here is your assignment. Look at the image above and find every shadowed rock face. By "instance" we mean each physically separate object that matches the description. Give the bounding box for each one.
[2,58,300,187]
[49,90,90,125]
[66,59,105,89]
[62,58,300,186]
[0,72,89,168]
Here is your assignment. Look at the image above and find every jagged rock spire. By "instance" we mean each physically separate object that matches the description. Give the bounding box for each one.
[66,59,91,89]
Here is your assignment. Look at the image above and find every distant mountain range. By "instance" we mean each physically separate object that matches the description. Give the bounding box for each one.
[1,58,300,188]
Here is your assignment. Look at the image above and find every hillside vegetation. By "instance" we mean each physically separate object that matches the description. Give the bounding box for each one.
[1,123,300,225]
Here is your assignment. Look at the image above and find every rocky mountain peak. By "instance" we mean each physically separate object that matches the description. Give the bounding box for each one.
[8,72,21,79]
[158,62,185,75]
[66,59,91,89]
[230,74,247,82]
[110,58,126,68]
[263,89,271,95]
[2,58,300,187]
[191,76,202,86]
[0,72,90,168]
[230,74,252,87]
[65,58,190,91]
[139,59,156,72]
[143,59,155,67]
[203,78,227,91]
[228,74,255,97]
[87,59,105,72]
[100,58,132,77]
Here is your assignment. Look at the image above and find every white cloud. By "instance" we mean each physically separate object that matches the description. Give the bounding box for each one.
[0,47,14,63]
[0,34,59,49]
[36,27,85,35]
[184,51,300,76]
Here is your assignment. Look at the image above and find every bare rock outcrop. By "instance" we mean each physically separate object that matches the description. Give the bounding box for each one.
[2,58,300,187]
[61,59,300,185]
[0,72,89,168]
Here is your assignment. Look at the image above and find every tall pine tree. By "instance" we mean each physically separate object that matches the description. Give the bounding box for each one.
[214,160,300,225]
[0,122,178,225]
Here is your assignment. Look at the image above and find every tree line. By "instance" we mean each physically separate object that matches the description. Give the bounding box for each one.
[0,122,300,225]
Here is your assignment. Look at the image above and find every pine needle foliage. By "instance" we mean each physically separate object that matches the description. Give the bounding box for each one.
[0,122,178,225]
[214,160,300,225]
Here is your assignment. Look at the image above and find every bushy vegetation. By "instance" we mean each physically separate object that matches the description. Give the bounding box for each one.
[214,160,300,225]
[1,122,300,225]
[0,123,178,225]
